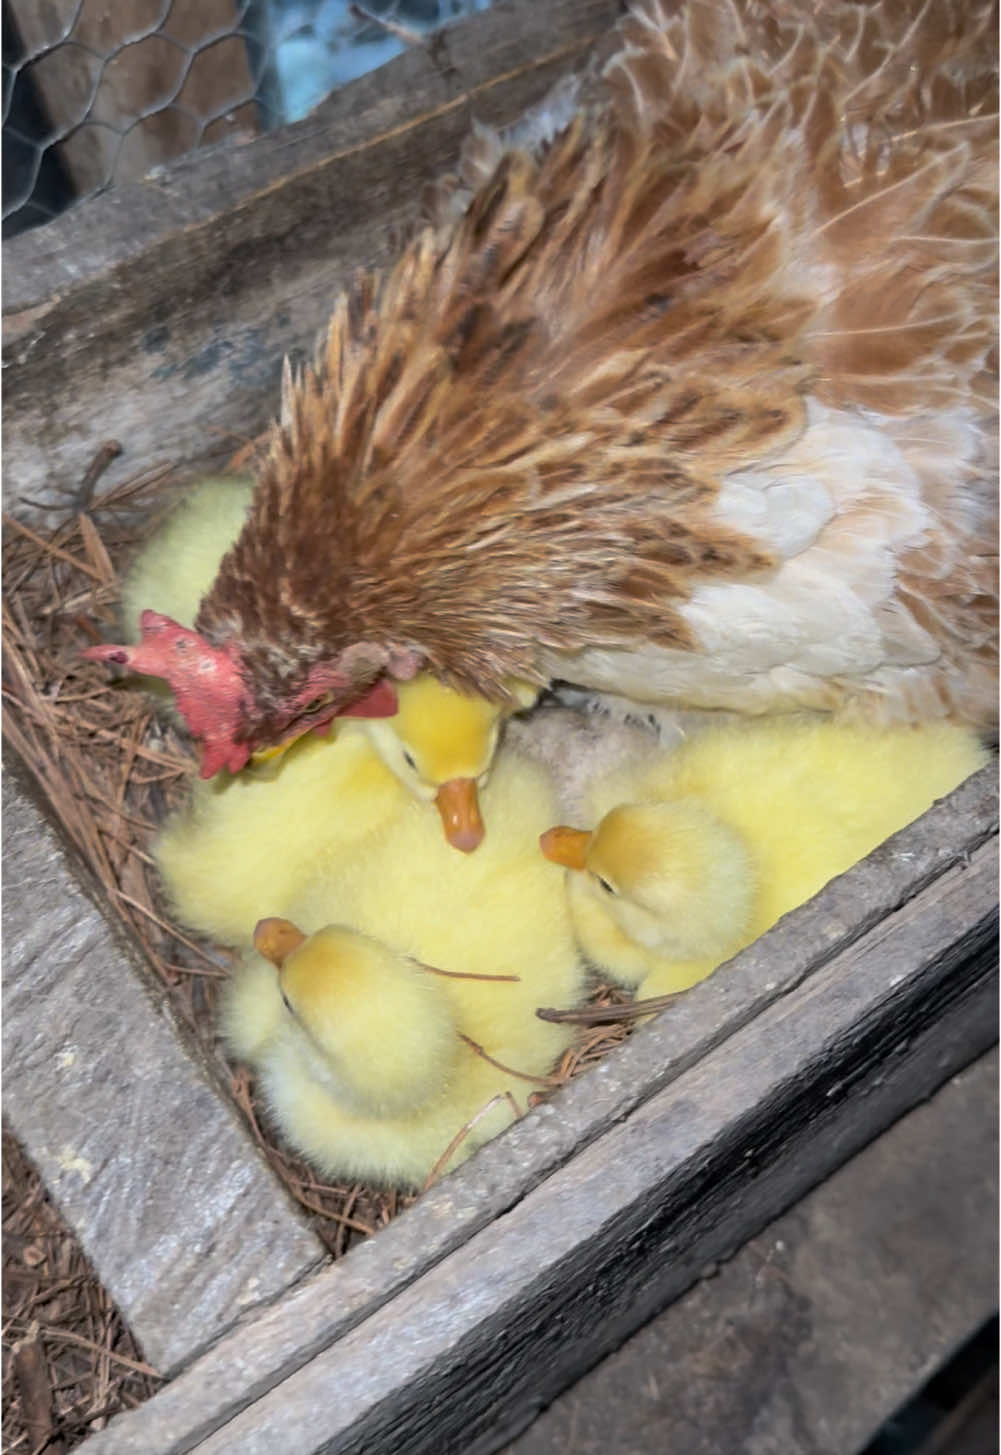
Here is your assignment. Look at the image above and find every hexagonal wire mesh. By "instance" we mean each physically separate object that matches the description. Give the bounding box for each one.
[2,0,492,238]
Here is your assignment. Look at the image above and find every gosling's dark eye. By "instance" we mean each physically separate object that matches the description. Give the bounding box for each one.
[280,988,294,1015]
[596,876,616,895]
[402,749,418,771]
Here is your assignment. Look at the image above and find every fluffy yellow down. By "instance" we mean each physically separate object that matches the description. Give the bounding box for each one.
[156,726,407,948]
[120,477,254,639]
[285,746,582,1070]
[562,717,991,998]
[277,926,461,1117]
[220,746,585,1187]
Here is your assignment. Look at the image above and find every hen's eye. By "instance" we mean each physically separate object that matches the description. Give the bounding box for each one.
[402,749,418,771]
[304,695,329,714]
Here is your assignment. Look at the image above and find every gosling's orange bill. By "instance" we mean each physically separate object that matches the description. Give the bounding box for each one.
[539,825,592,870]
[435,777,485,853]
[253,917,307,968]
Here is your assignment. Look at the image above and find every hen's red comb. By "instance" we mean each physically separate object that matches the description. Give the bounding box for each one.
[83,612,401,778]
[83,611,253,777]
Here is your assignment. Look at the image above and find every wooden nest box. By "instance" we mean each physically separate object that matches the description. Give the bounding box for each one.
[3,2,998,1450]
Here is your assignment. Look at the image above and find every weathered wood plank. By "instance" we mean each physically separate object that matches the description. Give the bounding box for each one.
[2,0,622,521]
[78,775,998,1453]
[1,753,325,1376]
[504,1049,998,1455]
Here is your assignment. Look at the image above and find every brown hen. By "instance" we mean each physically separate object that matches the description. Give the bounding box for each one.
[88,0,998,777]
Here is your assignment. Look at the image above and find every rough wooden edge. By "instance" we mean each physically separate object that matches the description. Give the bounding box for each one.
[2,0,622,518]
[77,765,998,1452]
[503,1049,998,1455]
[1,751,326,1375]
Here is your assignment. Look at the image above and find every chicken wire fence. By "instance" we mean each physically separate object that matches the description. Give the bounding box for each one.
[2,0,491,238]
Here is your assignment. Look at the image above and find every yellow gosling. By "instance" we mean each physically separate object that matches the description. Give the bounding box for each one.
[541,718,990,1000]
[221,915,561,1187]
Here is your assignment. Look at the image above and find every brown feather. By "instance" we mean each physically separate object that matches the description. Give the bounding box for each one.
[195,0,997,747]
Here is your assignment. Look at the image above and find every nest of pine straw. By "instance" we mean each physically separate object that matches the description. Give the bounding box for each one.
[1,466,636,1447]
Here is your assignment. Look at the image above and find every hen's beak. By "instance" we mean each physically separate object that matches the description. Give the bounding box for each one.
[250,741,290,774]
[435,777,485,853]
[539,825,592,870]
[248,678,399,772]
[254,917,306,968]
